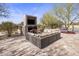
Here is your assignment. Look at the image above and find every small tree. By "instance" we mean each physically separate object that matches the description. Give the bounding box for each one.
[18,22,23,35]
[54,4,79,31]
[0,3,9,18]
[0,4,9,32]
[1,22,14,37]
[40,13,63,29]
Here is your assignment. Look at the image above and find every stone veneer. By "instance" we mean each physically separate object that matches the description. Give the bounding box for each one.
[26,32,60,48]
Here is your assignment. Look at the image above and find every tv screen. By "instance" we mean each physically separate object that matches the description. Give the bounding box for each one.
[27,19,36,25]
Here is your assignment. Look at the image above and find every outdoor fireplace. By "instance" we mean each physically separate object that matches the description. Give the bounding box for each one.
[27,16,37,33]
[23,15,61,48]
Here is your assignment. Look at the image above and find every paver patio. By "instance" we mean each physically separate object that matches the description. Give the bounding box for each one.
[0,33,79,56]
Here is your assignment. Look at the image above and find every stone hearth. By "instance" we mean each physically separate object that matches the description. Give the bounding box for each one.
[27,32,60,48]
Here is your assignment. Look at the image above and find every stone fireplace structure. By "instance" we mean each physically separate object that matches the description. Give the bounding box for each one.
[23,15,61,49]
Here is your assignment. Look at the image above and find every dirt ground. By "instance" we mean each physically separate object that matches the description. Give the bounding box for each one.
[0,33,79,56]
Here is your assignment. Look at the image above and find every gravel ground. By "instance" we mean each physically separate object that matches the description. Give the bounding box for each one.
[0,33,79,56]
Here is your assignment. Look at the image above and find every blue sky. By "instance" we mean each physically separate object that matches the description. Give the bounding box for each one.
[0,3,56,24]
[0,3,79,24]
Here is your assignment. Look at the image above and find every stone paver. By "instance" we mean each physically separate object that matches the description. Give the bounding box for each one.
[0,33,79,56]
